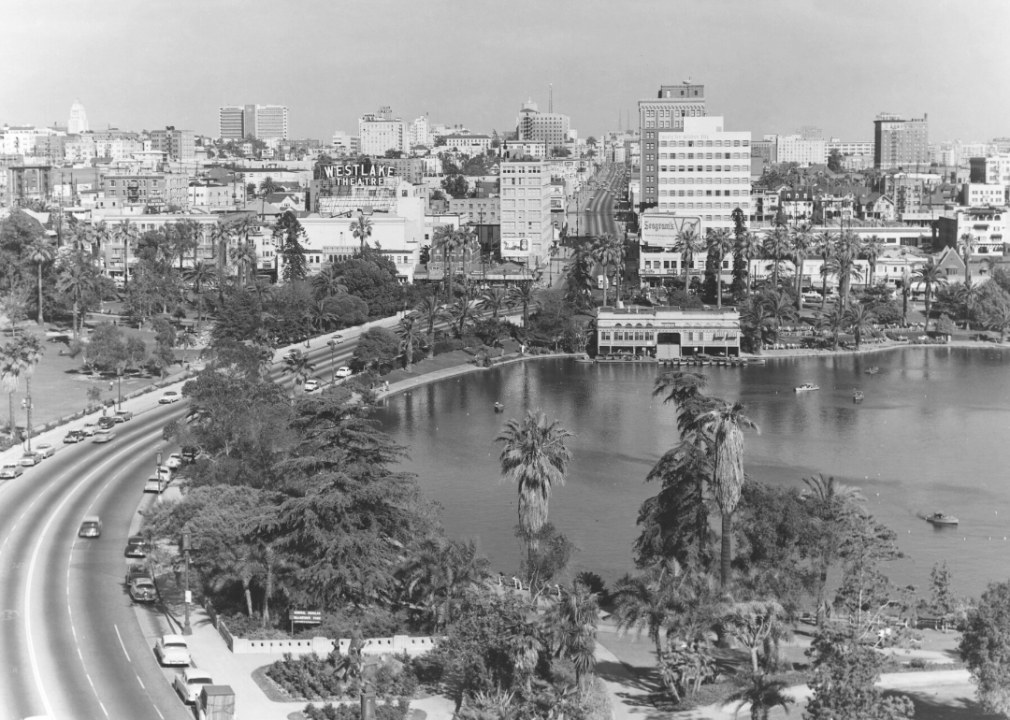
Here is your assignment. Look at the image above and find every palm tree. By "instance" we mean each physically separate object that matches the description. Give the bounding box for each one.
[734,230,762,296]
[281,349,315,395]
[400,537,488,631]
[210,222,231,296]
[183,261,218,329]
[832,231,863,307]
[496,410,574,571]
[350,213,373,252]
[259,176,277,196]
[815,304,847,351]
[674,225,704,291]
[306,299,337,335]
[697,400,759,588]
[413,294,441,359]
[170,219,202,273]
[724,673,794,720]
[14,334,44,449]
[543,581,600,694]
[397,314,422,370]
[706,228,735,309]
[311,264,347,300]
[593,233,625,307]
[800,474,867,626]
[57,252,97,339]
[762,289,799,332]
[564,242,597,307]
[479,287,508,320]
[790,223,814,311]
[113,220,139,287]
[0,344,27,436]
[762,227,792,289]
[26,239,55,325]
[814,232,835,311]
[844,303,876,350]
[508,282,537,336]
[432,225,463,301]
[739,300,776,355]
[960,232,976,284]
[913,257,946,332]
[985,299,1010,342]
[862,234,884,289]
[231,239,258,289]
[227,215,259,287]
[955,278,981,330]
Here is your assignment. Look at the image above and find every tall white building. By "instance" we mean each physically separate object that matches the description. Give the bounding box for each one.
[410,116,430,147]
[218,104,289,140]
[771,134,826,166]
[499,153,552,269]
[359,110,407,156]
[656,116,752,231]
[68,99,89,135]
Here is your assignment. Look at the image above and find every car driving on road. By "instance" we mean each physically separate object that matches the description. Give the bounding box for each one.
[303,378,320,392]
[78,515,102,538]
[19,451,42,467]
[159,391,180,404]
[93,429,116,444]
[173,669,214,704]
[98,416,116,430]
[0,464,24,480]
[63,430,86,444]
[154,635,191,666]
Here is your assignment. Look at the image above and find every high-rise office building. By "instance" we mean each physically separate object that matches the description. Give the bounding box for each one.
[638,82,707,210]
[515,100,570,151]
[68,99,89,135]
[874,113,929,170]
[219,104,289,140]
[499,146,552,269]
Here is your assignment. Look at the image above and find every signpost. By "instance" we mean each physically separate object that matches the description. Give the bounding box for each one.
[289,609,322,634]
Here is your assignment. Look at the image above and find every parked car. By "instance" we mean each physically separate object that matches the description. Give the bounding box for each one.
[93,430,116,444]
[303,379,320,392]
[0,464,24,480]
[125,535,149,558]
[98,416,116,430]
[173,669,214,704]
[35,443,54,459]
[154,635,191,666]
[19,451,42,467]
[114,409,133,422]
[159,391,180,405]
[129,578,158,603]
[335,366,352,379]
[78,515,102,538]
[63,430,86,444]
[166,453,183,470]
[144,476,166,493]
[125,562,152,585]
[156,465,172,480]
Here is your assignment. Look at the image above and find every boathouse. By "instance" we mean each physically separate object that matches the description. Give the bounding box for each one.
[595,306,741,359]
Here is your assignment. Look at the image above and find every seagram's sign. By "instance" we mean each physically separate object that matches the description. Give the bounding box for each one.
[640,214,701,247]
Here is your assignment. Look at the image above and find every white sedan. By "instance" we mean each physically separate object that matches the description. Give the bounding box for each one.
[154,635,191,666]
[0,464,24,480]
[173,668,214,704]
[35,443,55,459]
[303,379,320,392]
[166,453,183,470]
[159,391,181,404]
[335,366,352,379]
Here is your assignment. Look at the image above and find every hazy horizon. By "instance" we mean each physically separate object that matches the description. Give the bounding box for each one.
[4,0,1009,144]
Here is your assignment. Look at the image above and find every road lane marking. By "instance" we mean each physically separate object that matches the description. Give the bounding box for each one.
[114,624,131,662]
[136,675,145,689]
[154,705,164,719]
[98,699,110,718]
[24,421,183,719]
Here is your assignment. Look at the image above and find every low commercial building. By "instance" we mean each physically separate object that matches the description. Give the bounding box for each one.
[596,306,741,359]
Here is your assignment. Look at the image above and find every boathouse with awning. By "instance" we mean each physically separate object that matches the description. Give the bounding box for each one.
[595,306,741,359]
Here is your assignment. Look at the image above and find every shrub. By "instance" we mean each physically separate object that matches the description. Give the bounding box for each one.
[410,653,444,683]
[432,338,463,356]
[908,657,927,669]
[303,698,410,720]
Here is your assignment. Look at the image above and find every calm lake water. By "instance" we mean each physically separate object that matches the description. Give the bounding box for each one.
[374,348,1010,598]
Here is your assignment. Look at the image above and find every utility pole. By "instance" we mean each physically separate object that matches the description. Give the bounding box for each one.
[181,530,192,635]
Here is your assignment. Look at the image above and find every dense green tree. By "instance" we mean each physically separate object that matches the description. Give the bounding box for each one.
[274,211,308,282]
[397,537,489,631]
[331,249,405,319]
[563,243,597,309]
[441,174,469,199]
[959,580,1010,715]
[351,326,400,371]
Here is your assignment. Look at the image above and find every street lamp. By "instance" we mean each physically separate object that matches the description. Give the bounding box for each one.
[156,449,163,497]
[327,338,338,384]
[117,368,123,412]
[181,529,192,636]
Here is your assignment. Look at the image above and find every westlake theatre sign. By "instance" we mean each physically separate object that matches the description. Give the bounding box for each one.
[314,161,396,186]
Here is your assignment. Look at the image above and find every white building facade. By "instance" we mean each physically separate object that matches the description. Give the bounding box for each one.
[499,158,551,268]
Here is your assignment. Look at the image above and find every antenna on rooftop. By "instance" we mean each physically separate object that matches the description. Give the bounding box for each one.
[549,84,553,113]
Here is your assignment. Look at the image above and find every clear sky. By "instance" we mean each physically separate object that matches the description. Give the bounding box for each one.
[4,0,1008,143]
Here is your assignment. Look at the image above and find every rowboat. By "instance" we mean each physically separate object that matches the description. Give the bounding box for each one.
[794,383,820,392]
[926,512,958,526]
[853,390,865,402]
[865,366,880,375]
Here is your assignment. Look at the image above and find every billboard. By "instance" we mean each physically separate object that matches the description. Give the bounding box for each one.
[640,214,701,248]
[313,159,396,186]
[502,237,529,256]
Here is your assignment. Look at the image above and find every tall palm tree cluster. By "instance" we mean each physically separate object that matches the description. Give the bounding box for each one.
[0,332,45,438]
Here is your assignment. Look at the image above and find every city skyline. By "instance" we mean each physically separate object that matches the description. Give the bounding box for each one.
[3,0,1009,143]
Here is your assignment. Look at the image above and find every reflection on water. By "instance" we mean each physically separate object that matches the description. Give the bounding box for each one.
[375,348,1010,595]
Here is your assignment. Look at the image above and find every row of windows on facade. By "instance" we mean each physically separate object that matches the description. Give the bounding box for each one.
[657,165,749,173]
[655,209,743,222]
[643,105,703,117]
[650,151,749,160]
[643,259,731,270]
[502,222,542,231]
[600,331,738,342]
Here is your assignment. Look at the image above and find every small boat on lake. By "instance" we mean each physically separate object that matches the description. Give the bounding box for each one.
[494,402,504,413]
[865,366,880,375]
[795,383,820,392]
[926,512,958,526]
[853,390,864,402]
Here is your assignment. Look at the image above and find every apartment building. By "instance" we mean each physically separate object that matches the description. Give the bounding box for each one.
[874,113,930,170]
[499,151,552,269]
[638,82,707,210]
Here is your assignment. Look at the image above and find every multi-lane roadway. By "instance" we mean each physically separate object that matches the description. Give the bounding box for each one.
[569,164,626,239]
[0,332,361,720]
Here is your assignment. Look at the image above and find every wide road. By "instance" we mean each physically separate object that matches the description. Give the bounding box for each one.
[569,163,625,240]
[0,404,192,720]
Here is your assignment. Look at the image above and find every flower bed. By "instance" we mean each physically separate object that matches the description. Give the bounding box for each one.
[302,699,410,720]
[265,652,419,702]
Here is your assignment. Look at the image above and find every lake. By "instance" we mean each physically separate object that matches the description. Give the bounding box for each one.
[374,348,1010,598]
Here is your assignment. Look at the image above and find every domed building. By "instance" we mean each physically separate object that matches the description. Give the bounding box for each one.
[68,99,89,135]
